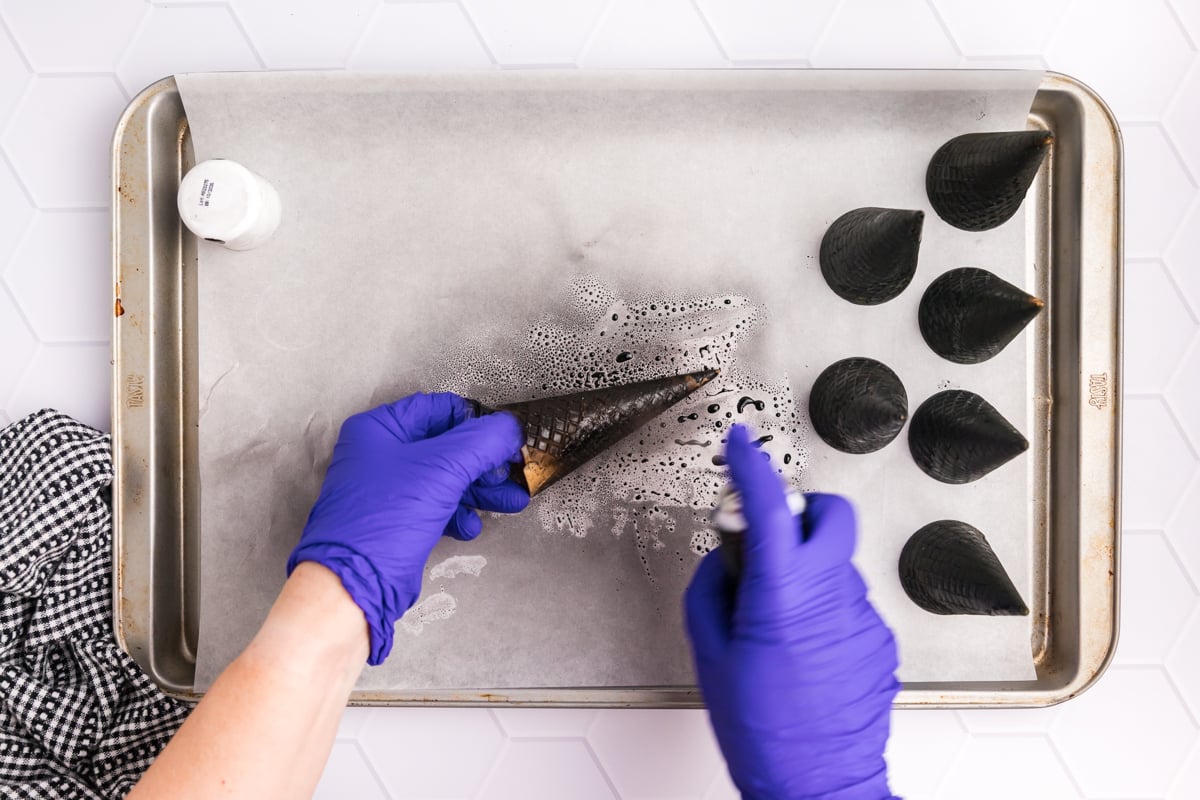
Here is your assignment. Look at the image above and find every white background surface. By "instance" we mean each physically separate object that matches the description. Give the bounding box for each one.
[0,1,1196,798]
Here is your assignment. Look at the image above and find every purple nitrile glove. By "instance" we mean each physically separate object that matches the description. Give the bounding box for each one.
[288,392,528,665]
[685,424,901,800]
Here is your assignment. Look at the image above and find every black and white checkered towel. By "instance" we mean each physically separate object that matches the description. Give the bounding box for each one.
[0,410,189,798]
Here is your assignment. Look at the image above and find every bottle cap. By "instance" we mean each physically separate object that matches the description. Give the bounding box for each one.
[177,158,281,251]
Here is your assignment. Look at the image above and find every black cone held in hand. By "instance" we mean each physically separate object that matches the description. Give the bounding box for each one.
[919,267,1045,364]
[819,207,924,305]
[926,130,1052,232]
[809,357,908,454]
[484,369,718,496]
[908,389,1028,484]
[900,520,1029,616]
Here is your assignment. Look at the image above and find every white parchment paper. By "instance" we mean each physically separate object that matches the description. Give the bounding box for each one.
[179,70,1044,691]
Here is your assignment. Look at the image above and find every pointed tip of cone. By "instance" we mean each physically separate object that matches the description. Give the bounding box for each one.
[879,208,924,237]
[1030,295,1045,309]
[1004,597,1031,616]
[909,209,925,238]
[688,368,719,388]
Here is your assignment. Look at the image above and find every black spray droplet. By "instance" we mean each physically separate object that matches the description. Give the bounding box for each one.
[737,396,766,413]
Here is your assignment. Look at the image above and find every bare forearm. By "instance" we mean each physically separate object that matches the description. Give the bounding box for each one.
[129,562,369,800]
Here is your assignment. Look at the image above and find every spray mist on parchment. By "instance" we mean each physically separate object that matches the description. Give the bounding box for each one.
[432,276,809,579]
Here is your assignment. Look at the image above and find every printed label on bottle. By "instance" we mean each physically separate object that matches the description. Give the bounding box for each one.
[197,178,214,208]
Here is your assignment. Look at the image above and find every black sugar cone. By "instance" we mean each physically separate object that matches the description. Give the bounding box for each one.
[809,357,908,454]
[926,130,1053,232]
[819,207,924,305]
[488,368,719,496]
[919,267,1045,364]
[900,520,1029,616]
[908,389,1028,484]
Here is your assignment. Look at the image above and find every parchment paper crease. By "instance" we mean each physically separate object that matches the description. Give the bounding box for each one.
[179,70,1044,691]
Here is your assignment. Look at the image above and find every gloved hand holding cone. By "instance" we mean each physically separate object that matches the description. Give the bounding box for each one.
[476,368,719,496]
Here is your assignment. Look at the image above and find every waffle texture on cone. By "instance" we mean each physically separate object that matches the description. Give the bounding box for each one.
[487,369,719,496]
[908,389,1028,484]
[809,357,908,454]
[918,267,1044,364]
[899,520,1029,616]
[819,207,924,305]
[926,130,1052,232]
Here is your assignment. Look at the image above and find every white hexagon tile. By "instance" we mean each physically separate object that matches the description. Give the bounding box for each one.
[462,0,607,66]
[231,0,378,70]
[0,0,147,73]
[349,3,493,72]
[695,0,838,63]
[937,736,1083,800]
[2,75,128,207]
[884,710,969,799]
[0,1,1198,798]
[811,0,960,68]
[1124,259,1197,395]
[116,4,261,97]
[1050,668,1198,798]
[1045,0,1194,121]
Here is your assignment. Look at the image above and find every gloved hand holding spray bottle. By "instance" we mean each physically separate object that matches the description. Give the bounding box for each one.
[689,424,901,800]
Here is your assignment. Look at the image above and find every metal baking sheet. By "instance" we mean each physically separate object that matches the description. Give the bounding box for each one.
[111,72,1121,707]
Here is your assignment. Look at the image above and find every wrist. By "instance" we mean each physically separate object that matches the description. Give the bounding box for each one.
[247,561,369,686]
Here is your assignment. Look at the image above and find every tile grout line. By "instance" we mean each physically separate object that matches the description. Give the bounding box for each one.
[573,0,618,69]
[223,2,269,71]
[0,12,35,73]
[344,2,385,70]
[1156,117,1200,190]
[454,0,500,68]
[1041,732,1090,799]
[0,73,36,144]
[0,265,40,340]
[1040,0,1081,68]
[688,0,732,63]
[580,735,622,799]
[1161,194,1200,317]
[1163,0,1200,51]
[1157,397,1200,462]
[0,340,45,413]
[1158,661,1200,733]
[805,0,843,68]
[347,737,392,800]
[470,735,511,800]
[921,0,964,59]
